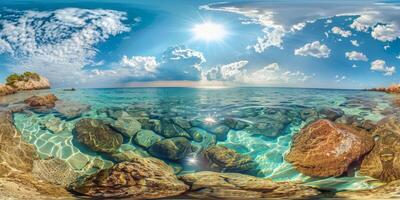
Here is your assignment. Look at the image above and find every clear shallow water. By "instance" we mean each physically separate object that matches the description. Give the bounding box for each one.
[12,87,398,191]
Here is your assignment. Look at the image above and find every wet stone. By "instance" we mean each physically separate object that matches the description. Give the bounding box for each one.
[74,118,123,153]
[318,107,344,121]
[159,118,191,139]
[148,137,192,160]
[134,129,163,148]
[111,116,141,137]
[55,101,90,120]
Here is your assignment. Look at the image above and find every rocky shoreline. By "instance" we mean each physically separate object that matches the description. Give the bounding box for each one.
[1,73,400,199]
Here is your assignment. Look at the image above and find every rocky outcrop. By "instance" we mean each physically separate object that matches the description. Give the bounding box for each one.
[285,119,374,177]
[200,145,257,173]
[360,116,400,182]
[72,156,189,198]
[0,111,71,199]
[179,171,320,199]
[74,118,123,153]
[148,137,192,160]
[12,74,50,91]
[0,111,39,176]
[24,94,58,108]
[0,84,16,96]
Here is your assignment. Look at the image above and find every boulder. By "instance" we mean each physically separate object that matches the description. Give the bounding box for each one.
[336,179,400,199]
[24,94,58,108]
[72,157,189,198]
[285,119,374,177]
[74,118,123,153]
[201,145,256,173]
[179,171,320,199]
[319,107,344,121]
[209,125,230,141]
[55,100,90,119]
[134,129,163,148]
[148,137,192,160]
[360,116,400,182]
[159,118,191,138]
[111,116,141,137]
[172,117,192,129]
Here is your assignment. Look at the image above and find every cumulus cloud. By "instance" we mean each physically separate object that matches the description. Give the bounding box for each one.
[294,41,331,58]
[350,15,376,32]
[205,60,248,81]
[95,46,206,84]
[331,26,352,37]
[370,59,396,76]
[371,24,400,42]
[0,8,130,86]
[345,51,368,61]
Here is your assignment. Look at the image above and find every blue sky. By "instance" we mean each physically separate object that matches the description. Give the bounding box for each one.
[0,0,399,89]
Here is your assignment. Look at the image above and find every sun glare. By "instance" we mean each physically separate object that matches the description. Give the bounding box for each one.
[192,22,227,41]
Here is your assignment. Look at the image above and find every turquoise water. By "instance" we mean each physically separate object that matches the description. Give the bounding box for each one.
[12,87,397,191]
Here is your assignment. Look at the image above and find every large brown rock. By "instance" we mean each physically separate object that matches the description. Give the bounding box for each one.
[360,116,400,182]
[201,145,256,173]
[24,94,58,108]
[72,156,189,198]
[0,111,39,176]
[74,118,123,153]
[179,171,320,199]
[285,119,374,177]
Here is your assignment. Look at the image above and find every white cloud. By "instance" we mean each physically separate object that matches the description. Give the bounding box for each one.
[350,40,359,47]
[370,59,396,76]
[294,41,331,58]
[350,15,376,32]
[397,54,400,59]
[371,24,400,42]
[245,63,313,84]
[0,8,130,86]
[91,46,207,86]
[205,60,248,81]
[345,51,368,61]
[352,64,358,68]
[331,26,352,37]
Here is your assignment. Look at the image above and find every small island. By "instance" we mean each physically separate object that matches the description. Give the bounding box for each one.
[0,72,50,96]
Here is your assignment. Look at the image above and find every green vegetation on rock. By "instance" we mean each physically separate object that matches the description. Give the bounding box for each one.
[6,72,41,87]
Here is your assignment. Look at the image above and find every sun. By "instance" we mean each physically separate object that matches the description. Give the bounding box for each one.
[192,22,227,41]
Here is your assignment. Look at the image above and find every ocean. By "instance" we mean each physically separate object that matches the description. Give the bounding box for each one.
[12,87,396,191]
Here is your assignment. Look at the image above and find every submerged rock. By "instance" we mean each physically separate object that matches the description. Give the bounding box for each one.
[32,157,80,187]
[159,118,191,138]
[319,107,344,121]
[24,94,58,108]
[111,116,141,137]
[201,145,256,173]
[179,171,320,199]
[74,118,123,153]
[285,119,374,177]
[55,100,90,119]
[336,179,400,199]
[134,129,163,148]
[40,116,66,134]
[72,157,189,198]
[148,137,192,160]
[172,117,192,130]
[360,116,400,182]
